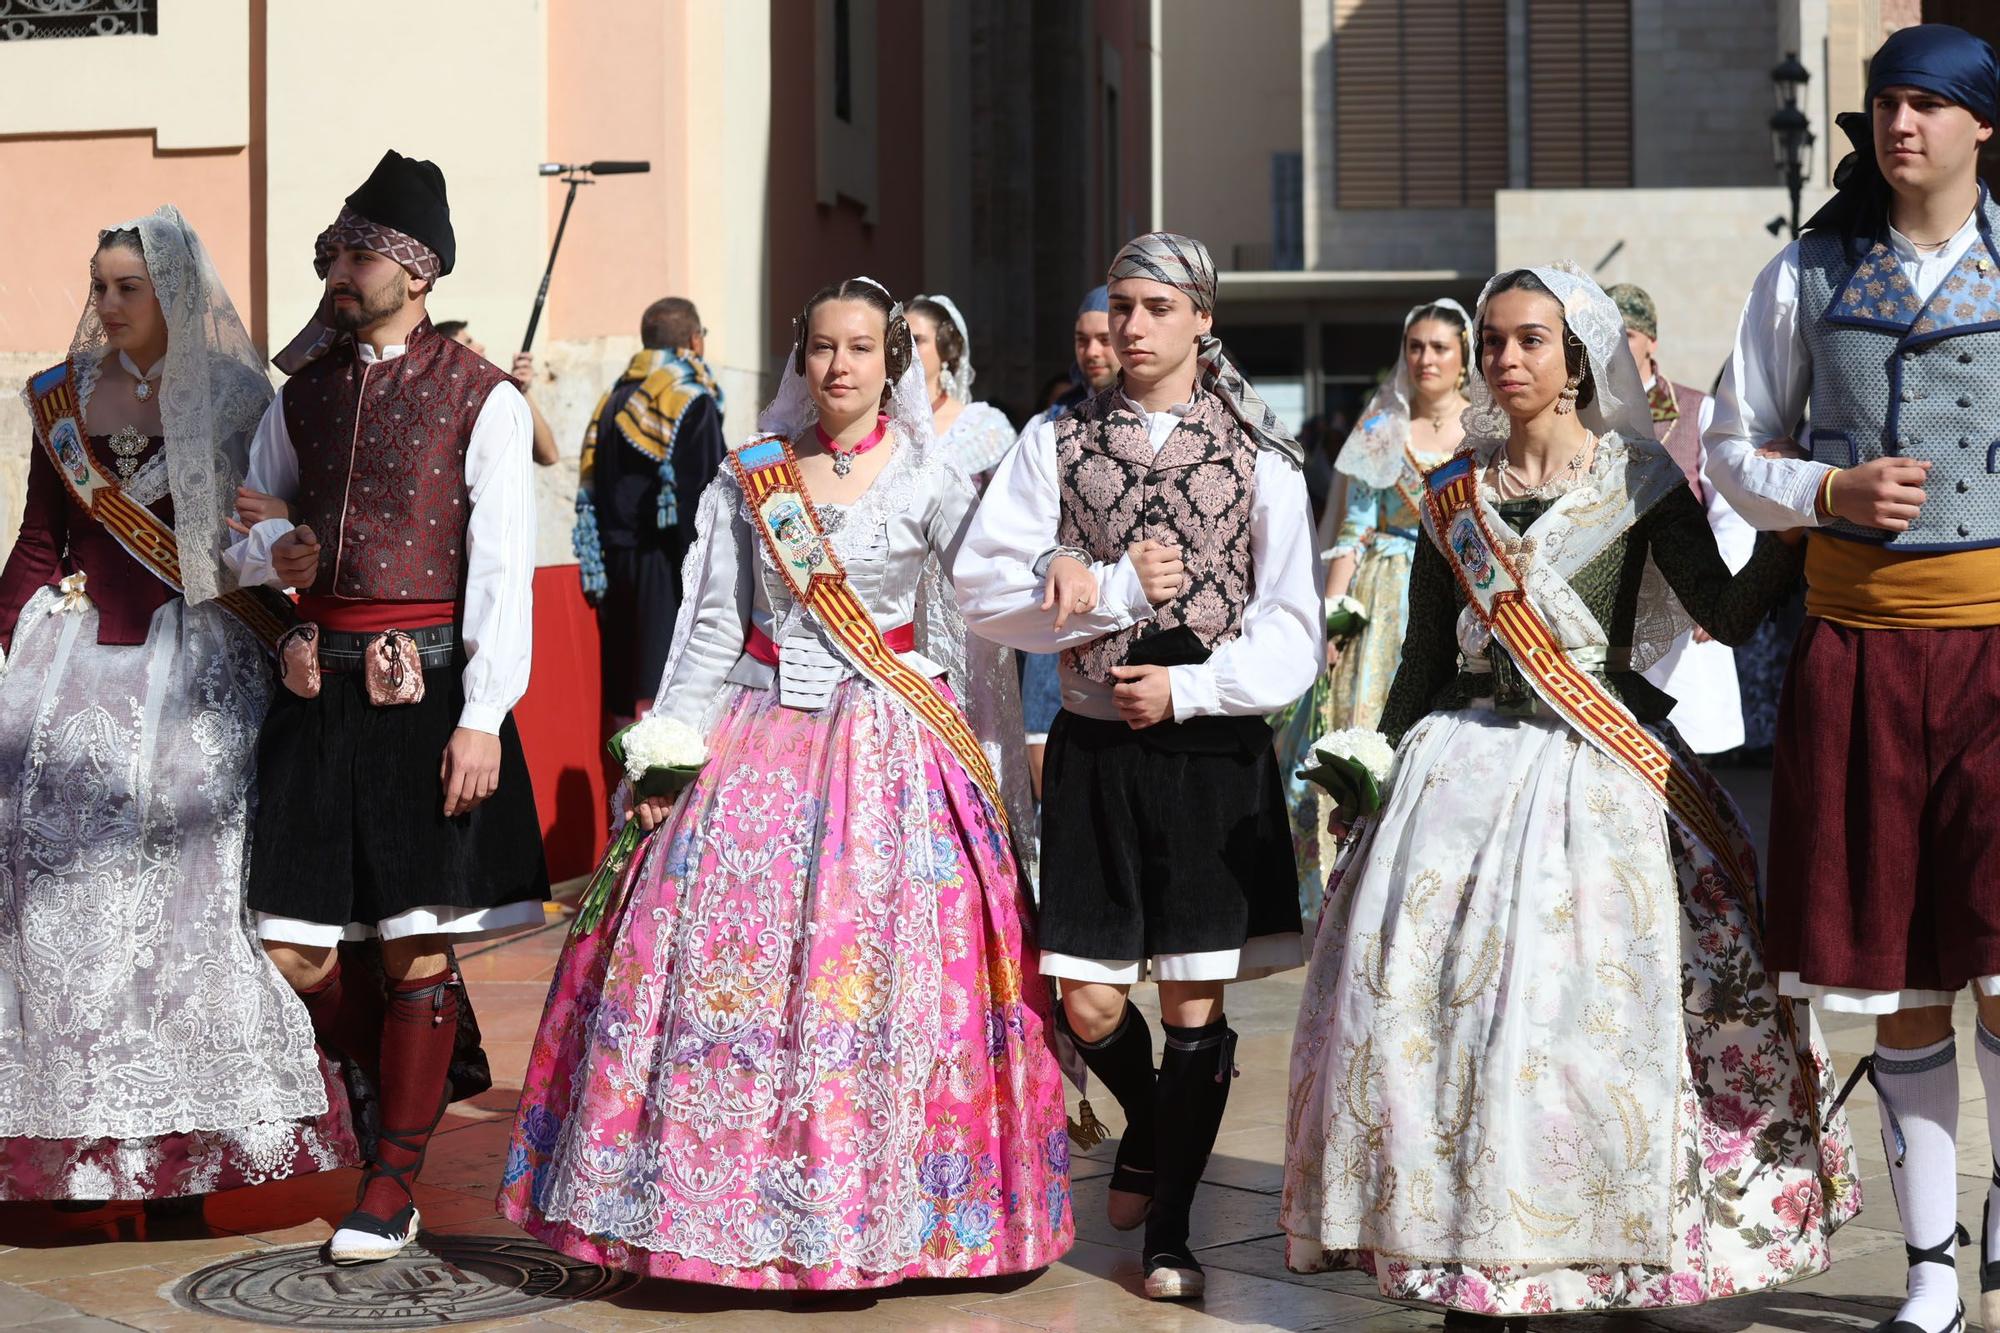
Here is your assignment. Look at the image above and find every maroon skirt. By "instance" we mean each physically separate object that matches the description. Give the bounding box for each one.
[1765,617,2000,992]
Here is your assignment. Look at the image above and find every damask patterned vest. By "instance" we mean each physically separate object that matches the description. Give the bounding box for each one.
[1799,189,2000,551]
[1654,380,1709,504]
[283,320,512,601]
[1054,388,1257,683]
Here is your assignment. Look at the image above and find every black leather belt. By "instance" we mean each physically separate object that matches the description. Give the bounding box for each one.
[316,623,458,671]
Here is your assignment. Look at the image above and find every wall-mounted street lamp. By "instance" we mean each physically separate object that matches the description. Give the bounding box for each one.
[1768,52,1815,239]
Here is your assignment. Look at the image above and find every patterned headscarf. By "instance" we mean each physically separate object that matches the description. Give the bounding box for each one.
[312,205,443,284]
[1107,232,1301,467]
[274,206,445,374]
[1604,282,1657,339]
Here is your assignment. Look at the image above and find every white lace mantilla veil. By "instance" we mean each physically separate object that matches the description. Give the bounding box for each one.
[650,277,975,730]
[912,292,976,402]
[1460,262,1694,671]
[1332,296,1472,491]
[67,206,272,606]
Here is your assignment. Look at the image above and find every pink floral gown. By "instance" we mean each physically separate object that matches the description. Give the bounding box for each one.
[499,439,1074,1289]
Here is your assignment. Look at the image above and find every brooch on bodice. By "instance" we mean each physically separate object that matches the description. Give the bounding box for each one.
[107,424,149,481]
[57,571,91,613]
[1497,534,1538,570]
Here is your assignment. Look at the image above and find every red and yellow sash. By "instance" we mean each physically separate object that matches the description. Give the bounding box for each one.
[26,359,297,653]
[728,434,1008,829]
[1391,442,1433,520]
[1423,450,1758,896]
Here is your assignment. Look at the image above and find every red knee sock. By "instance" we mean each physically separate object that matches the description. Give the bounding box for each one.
[355,967,459,1220]
[297,958,384,1082]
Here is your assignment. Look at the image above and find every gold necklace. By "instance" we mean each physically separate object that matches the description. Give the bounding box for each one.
[1902,205,1975,251]
[1418,393,1460,434]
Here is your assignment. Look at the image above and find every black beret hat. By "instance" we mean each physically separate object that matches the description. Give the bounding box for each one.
[346,149,455,276]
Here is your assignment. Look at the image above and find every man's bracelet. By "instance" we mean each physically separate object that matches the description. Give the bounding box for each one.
[1816,467,1841,521]
[1033,545,1094,579]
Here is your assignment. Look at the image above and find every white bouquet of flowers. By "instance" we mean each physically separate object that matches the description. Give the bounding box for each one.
[573,714,709,936]
[1298,726,1394,818]
[616,714,707,788]
[1324,593,1368,641]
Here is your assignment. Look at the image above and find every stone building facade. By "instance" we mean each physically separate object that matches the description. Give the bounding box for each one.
[1172,0,1936,441]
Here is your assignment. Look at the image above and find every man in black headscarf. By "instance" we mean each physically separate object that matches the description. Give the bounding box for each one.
[1705,25,2000,1333]
[229,149,549,1265]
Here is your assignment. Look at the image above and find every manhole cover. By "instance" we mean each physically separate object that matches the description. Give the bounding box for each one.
[171,1232,638,1328]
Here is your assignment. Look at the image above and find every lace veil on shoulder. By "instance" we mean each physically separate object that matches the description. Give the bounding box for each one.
[63,205,272,605]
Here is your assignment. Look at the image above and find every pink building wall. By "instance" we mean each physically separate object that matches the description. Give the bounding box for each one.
[765,0,929,366]
[542,0,689,344]
[1096,0,1153,265]
[0,135,251,356]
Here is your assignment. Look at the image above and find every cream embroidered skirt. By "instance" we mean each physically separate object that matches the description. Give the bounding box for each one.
[1281,708,1859,1316]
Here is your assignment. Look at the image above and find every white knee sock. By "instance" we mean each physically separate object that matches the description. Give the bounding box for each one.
[1876,1036,1964,1330]
[1975,1021,2000,1269]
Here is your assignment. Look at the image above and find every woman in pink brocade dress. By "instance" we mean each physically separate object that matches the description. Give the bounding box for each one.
[498,278,1074,1290]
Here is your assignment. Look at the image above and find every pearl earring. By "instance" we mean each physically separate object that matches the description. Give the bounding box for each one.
[1554,374,1581,416]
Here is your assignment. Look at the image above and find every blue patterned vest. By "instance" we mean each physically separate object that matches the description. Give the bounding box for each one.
[1799,189,2000,551]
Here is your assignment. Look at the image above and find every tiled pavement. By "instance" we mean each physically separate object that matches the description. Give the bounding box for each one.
[0,766,1982,1331]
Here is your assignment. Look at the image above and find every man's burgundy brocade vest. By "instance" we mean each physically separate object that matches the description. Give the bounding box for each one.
[282,321,509,602]
[1054,388,1257,683]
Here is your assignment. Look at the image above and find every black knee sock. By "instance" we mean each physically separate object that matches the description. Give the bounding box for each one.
[1060,1003,1157,1188]
[1145,1016,1236,1265]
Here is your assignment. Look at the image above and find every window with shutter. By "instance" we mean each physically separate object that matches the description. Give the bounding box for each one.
[0,1,156,40]
[1334,0,1508,209]
[1524,0,1633,188]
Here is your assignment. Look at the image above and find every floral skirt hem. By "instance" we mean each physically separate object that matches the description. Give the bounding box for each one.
[502,1205,1063,1292]
[1279,1233,1846,1317]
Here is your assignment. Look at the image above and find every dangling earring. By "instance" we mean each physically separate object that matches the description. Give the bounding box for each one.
[1455,367,1468,391]
[1554,372,1582,416]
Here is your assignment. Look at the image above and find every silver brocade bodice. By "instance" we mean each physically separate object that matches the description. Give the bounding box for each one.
[660,441,978,720]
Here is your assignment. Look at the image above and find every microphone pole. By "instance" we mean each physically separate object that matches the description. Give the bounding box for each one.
[522,161,652,354]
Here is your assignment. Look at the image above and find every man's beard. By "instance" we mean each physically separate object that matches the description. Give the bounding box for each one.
[327,276,408,332]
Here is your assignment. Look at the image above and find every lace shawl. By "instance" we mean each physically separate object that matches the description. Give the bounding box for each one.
[1459,264,1694,670]
[1333,297,1471,491]
[936,401,1018,478]
[653,289,976,726]
[67,206,271,605]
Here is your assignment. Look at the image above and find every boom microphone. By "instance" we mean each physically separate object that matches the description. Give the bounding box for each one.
[536,161,652,176]
[521,161,653,351]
